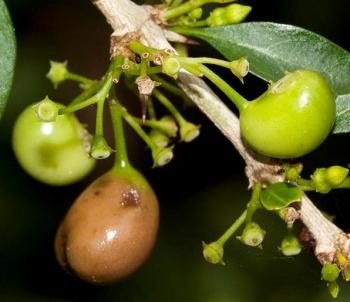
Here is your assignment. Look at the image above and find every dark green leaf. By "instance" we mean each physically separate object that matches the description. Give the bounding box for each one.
[0,0,16,120]
[175,22,350,96]
[333,94,350,134]
[260,182,302,211]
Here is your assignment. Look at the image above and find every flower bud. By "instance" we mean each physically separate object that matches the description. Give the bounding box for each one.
[230,57,249,83]
[206,8,226,27]
[311,168,331,194]
[34,96,60,122]
[90,135,112,159]
[279,234,302,256]
[152,146,174,167]
[188,7,203,20]
[149,129,170,149]
[46,61,68,88]
[225,4,252,24]
[180,122,200,142]
[237,222,265,247]
[325,166,349,187]
[158,116,178,138]
[321,263,340,282]
[162,57,181,78]
[202,241,225,265]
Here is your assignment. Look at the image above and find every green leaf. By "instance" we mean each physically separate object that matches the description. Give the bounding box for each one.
[333,94,350,134]
[175,22,350,97]
[0,0,16,121]
[260,182,302,211]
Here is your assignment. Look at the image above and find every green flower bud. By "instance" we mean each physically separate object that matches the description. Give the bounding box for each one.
[207,4,251,27]
[152,146,174,167]
[237,222,266,247]
[149,129,170,149]
[230,57,249,83]
[327,281,339,298]
[34,96,60,122]
[162,57,181,78]
[285,167,300,182]
[158,116,178,138]
[325,166,349,186]
[202,241,225,265]
[311,168,331,194]
[207,8,226,27]
[280,235,302,256]
[90,135,112,159]
[188,7,203,20]
[225,4,252,24]
[180,122,200,142]
[321,263,340,282]
[46,60,68,88]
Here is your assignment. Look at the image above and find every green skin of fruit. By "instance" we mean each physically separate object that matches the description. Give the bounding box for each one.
[240,70,336,159]
[12,103,95,186]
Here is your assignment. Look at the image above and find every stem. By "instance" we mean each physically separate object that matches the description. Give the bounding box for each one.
[122,109,158,150]
[217,209,247,245]
[109,96,130,169]
[152,74,191,100]
[66,72,95,87]
[297,178,315,191]
[69,81,102,106]
[193,64,249,112]
[165,0,233,20]
[180,57,232,69]
[128,40,166,57]
[61,73,113,114]
[245,183,262,224]
[95,99,105,136]
[153,89,187,125]
[169,19,208,27]
[147,99,157,120]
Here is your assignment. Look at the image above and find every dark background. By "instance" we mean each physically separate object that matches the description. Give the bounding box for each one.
[1,0,350,301]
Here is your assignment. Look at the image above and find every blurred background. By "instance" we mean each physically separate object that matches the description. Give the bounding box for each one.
[1,0,350,301]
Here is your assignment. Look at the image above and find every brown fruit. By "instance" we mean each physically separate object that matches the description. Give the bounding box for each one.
[55,170,159,284]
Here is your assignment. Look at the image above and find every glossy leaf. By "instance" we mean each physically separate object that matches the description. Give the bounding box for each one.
[333,94,350,134]
[0,0,16,120]
[260,182,302,211]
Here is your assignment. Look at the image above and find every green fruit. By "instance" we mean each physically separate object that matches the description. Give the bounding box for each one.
[55,169,159,284]
[12,102,95,186]
[240,70,335,159]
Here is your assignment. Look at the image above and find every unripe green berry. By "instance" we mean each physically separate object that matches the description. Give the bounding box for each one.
[202,241,224,265]
[240,70,335,159]
[46,60,68,88]
[321,263,340,282]
[237,222,265,247]
[280,235,302,256]
[325,166,349,186]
